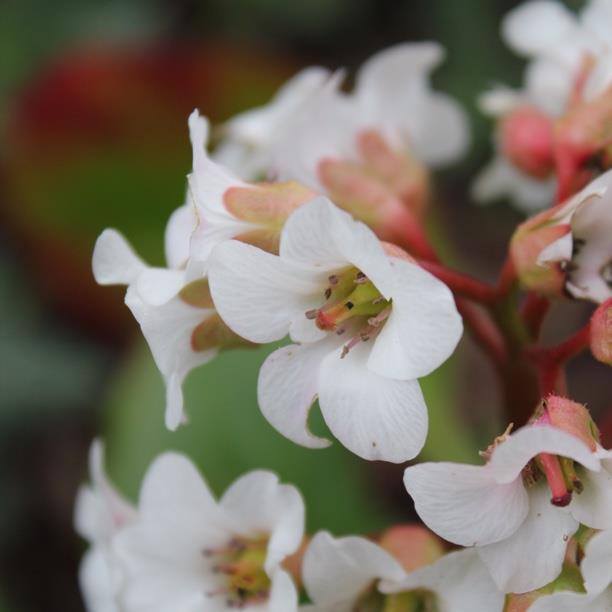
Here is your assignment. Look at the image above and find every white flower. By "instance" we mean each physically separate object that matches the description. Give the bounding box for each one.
[529,529,612,611]
[114,453,304,611]
[475,0,612,211]
[75,441,137,612]
[537,169,612,303]
[271,43,469,193]
[208,197,463,462]
[186,110,317,276]
[403,424,612,593]
[301,531,504,611]
[213,67,331,181]
[92,222,226,431]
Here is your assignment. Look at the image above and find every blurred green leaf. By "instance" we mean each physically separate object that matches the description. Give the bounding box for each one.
[104,334,477,533]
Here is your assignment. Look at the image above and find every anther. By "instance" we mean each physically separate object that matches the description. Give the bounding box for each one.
[354,272,368,284]
[324,287,332,300]
[305,309,318,320]
[328,274,339,285]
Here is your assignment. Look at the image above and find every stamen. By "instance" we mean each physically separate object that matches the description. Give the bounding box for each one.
[305,309,318,320]
[324,287,332,300]
[354,271,368,284]
[328,274,339,285]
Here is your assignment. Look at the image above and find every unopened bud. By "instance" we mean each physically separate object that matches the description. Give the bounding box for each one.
[590,298,612,365]
[510,209,569,295]
[500,106,554,178]
[541,395,600,451]
[378,524,444,573]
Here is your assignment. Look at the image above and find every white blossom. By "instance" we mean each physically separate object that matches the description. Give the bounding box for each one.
[114,454,303,611]
[301,531,504,611]
[403,424,612,593]
[208,197,462,462]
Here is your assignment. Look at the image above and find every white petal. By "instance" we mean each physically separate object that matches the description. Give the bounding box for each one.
[219,470,304,573]
[268,568,299,612]
[257,342,333,450]
[380,548,504,611]
[75,441,136,544]
[570,465,612,529]
[478,485,578,593]
[318,341,428,462]
[488,425,600,484]
[303,532,405,606]
[124,286,217,430]
[367,259,462,380]
[502,1,575,56]
[403,462,528,546]
[581,529,612,595]
[92,229,146,286]
[279,197,395,297]
[138,452,219,521]
[537,232,573,266]
[79,548,121,612]
[208,239,327,344]
[529,591,611,612]
[411,92,470,166]
[165,203,197,270]
[478,85,524,116]
[135,268,188,307]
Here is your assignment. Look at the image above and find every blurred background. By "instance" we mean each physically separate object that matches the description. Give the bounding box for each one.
[1,0,607,610]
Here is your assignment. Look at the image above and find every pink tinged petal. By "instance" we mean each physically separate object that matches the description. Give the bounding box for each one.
[367,258,462,380]
[478,485,579,593]
[501,1,576,56]
[488,425,600,485]
[257,343,333,450]
[380,548,504,612]
[570,465,612,529]
[92,229,146,286]
[268,568,299,612]
[219,470,305,573]
[529,591,612,612]
[303,532,405,607]
[208,240,328,344]
[403,462,529,547]
[164,203,197,270]
[317,342,428,462]
[124,286,218,430]
[581,529,612,595]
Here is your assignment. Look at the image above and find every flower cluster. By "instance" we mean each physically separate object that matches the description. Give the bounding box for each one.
[80,2,612,610]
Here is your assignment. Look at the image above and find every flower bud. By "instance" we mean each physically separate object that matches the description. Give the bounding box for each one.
[500,106,554,179]
[510,208,569,295]
[590,298,612,365]
[378,524,444,573]
[533,395,600,452]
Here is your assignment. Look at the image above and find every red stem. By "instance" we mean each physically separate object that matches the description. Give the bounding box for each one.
[522,293,551,340]
[418,260,498,304]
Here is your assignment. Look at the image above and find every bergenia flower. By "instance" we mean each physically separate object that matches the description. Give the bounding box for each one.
[114,453,304,611]
[529,529,612,611]
[273,43,469,193]
[186,109,318,276]
[475,0,612,210]
[75,441,137,612]
[531,169,612,303]
[92,222,242,431]
[301,531,504,611]
[213,67,331,181]
[403,406,612,593]
[208,197,463,462]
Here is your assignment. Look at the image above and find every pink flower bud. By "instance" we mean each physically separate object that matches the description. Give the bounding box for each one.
[500,106,554,179]
[377,524,444,573]
[510,207,569,295]
[590,298,612,365]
